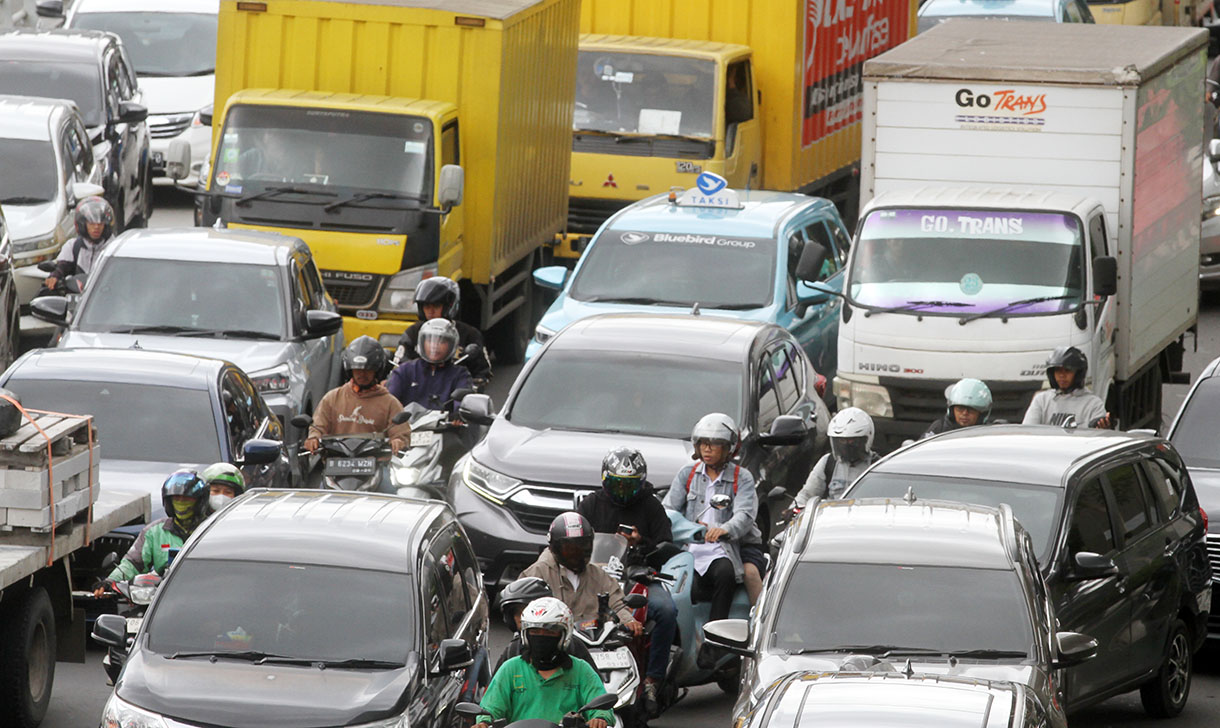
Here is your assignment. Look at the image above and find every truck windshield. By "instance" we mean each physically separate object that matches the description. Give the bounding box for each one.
[212,105,432,200]
[575,51,715,138]
[848,208,1085,316]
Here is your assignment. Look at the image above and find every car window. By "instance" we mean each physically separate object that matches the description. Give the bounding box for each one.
[771,345,801,412]
[1066,478,1116,556]
[725,60,753,125]
[1104,463,1155,542]
[104,52,124,116]
[1088,213,1107,261]
[451,530,483,624]
[68,121,93,179]
[1143,457,1183,520]
[58,126,76,183]
[420,551,448,654]
[441,121,459,166]
[302,259,330,309]
[114,48,136,100]
[827,218,851,269]
[222,371,258,452]
[757,358,782,432]
[1063,0,1081,21]
[430,530,469,631]
[291,261,313,311]
[802,222,838,280]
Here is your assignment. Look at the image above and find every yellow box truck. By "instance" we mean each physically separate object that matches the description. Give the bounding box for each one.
[179,0,579,360]
[557,0,918,256]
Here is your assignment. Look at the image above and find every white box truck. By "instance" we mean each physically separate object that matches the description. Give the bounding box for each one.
[825,20,1205,448]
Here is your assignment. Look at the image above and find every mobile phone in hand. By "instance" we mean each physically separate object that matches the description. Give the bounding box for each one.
[617,524,635,535]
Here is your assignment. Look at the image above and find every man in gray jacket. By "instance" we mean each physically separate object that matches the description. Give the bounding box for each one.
[794,407,879,508]
[1022,347,1111,428]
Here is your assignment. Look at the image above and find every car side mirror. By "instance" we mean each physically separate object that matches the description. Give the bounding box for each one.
[1053,631,1098,669]
[623,593,648,609]
[794,241,829,281]
[1092,256,1117,298]
[92,614,127,650]
[435,638,472,673]
[1210,138,1220,161]
[758,414,808,447]
[455,702,484,719]
[241,438,282,466]
[197,104,213,127]
[291,413,313,429]
[303,309,342,338]
[165,138,193,181]
[117,101,148,125]
[702,618,752,656]
[532,265,569,291]
[458,393,495,426]
[35,0,64,18]
[30,296,69,325]
[437,165,463,210]
[1069,551,1119,581]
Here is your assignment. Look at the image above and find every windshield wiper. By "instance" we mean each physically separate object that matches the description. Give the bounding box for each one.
[175,328,282,341]
[323,190,424,214]
[235,186,337,207]
[167,649,294,662]
[108,324,200,335]
[255,657,406,669]
[582,295,685,306]
[943,649,1028,659]
[862,300,971,317]
[783,644,943,656]
[0,196,50,205]
[957,294,1077,325]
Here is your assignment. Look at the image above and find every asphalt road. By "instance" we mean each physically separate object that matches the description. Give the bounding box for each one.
[40,188,1220,728]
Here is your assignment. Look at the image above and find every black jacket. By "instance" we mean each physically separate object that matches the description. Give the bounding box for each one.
[397,319,490,378]
[923,414,961,439]
[493,634,597,676]
[577,484,673,557]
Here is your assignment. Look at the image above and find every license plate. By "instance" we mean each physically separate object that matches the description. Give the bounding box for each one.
[409,430,435,447]
[592,649,633,670]
[1199,587,1212,614]
[151,151,164,165]
[126,617,143,634]
[327,457,376,476]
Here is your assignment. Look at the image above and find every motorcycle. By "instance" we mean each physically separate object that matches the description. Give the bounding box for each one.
[28,261,87,343]
[292,411,415,492]
[581,534,650,728]
[391,389,484,501]
[455,692,617,728]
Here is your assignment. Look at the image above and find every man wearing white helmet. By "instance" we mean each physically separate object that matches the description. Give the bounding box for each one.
[477,597,612,728]
[924,378,993,438]
[794,407,879,507]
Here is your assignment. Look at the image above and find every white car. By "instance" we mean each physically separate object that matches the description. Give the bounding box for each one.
[63,0,217,185]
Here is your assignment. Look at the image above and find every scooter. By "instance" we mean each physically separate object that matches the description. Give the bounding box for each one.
[455,692,617,728]
[28,261,87,344]
[292,411,413,492]
[92,570,164,684]
[391,389,484,501]
[581,534,649,728]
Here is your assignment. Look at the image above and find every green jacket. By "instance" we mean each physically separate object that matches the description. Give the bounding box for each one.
[479,655,613,726]
[107,517,188,582]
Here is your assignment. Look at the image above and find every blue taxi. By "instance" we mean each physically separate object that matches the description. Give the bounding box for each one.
[528,173,851,378]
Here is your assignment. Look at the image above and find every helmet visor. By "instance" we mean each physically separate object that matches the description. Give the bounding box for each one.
[604,474,643,503]
[419,329,457,364]
[555,537,593,571]
[830,435,868,464]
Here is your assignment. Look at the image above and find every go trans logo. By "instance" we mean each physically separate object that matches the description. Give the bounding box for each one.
[953,87,1048,132]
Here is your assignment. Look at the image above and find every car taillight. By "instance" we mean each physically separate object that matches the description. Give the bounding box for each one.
[814,373,827,398]
[1201,506,1208,532]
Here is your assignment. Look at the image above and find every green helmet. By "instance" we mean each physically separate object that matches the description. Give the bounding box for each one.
[945,378,992,420]
[200,462,246,496]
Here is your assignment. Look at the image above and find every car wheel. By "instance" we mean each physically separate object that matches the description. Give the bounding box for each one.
[1139,618,1192,718]
[0,587,57,728]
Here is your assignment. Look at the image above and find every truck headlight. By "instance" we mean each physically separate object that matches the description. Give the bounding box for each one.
[379,264,437,313]
[834,377,893,418]
[1205,195,1220,221]
[102,694,169,728]
[533,325,555,345]
[250,365,291,394]
[462,458,521,505]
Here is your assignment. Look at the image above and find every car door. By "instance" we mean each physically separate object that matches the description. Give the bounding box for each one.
[104,47,142,227]
[291,254,339,408]
[419,528,475,728]
[779,217,845,374]
[1051,475,1131,705]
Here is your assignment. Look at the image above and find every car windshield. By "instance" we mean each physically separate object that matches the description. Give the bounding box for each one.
[78,259,286,338]
[918,15,1055,31]
[771,562,1034,656]
[1170,376,1220,469]
[509,351,742,439]
[0,139,57,204]
[569,227,777,309]
[847,473,1063,561]
[848,208,1085,315]
[0,61,104,127]
[71,12,218,76]
[1,379,221,462]
[212,105,432,199]
[146,559,415,663]
[575,51,715,138]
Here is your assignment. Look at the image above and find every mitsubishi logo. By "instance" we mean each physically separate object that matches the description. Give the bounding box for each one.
[603,174,618,188]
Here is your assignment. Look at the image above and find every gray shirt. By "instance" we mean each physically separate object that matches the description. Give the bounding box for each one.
[1022,388,1108,427]
[663,461,760,581]
[795,453,874,507]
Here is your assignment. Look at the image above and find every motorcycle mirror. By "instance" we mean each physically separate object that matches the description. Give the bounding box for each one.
[464,343,481,356]
[767,485,787,501]
[449,387,474,404]
[580,693,619,713]
[290,413,313,429]
[36,260,57,273]
[454,702,484,719]
[709,493,732,510]
[623,593,647,609]
[391,409,411,425]
[100,551,119,571]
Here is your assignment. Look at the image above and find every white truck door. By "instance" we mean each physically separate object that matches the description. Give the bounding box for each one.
[1087,210,1117,401]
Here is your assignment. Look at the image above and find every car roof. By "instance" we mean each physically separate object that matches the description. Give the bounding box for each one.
[0,96,71,140]
[921,0,1057,17]
[0,29,113,62]
[545,313,775,361]
[608,190,836,238]
[189,490,446,570]
[868,424,1148,486]
[863,186,1099,219]
[802,498,1016,568]
[72,0,219,13]
[107,227,303,265]
[3,347,226,389]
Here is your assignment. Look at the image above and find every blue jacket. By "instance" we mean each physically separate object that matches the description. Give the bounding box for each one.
[385,359,473,412]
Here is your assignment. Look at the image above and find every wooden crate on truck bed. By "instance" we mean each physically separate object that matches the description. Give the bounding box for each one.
[0,410,99,534]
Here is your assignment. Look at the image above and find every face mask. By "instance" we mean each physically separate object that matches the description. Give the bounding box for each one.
[209,494,233,511]
[525,633,564,669]
[172,499,199,530]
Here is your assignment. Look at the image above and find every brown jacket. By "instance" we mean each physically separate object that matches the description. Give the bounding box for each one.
[307,382,411,442]
[521,548,633,625]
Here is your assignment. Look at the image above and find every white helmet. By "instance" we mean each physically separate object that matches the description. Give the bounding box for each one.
[828,407,875,464]
[519,597,573,651]
[690,412,740,458]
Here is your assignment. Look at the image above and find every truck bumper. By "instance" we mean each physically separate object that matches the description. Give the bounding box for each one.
[553,232,590,260]
[341,315,415,349]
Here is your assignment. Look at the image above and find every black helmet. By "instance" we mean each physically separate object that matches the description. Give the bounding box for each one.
[496,576,553,630]
[342,336,388,381]
[415,276,460,320]
[547,512,594,573]
[602,447,647,506]
[161,469,206,529]
[74,196,115,241]
[1045,346,1088,391]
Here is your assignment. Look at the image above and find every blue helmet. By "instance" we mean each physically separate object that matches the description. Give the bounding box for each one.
[945,378,992,420]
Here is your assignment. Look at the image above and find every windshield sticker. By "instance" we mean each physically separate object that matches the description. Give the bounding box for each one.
[638,109,682,135]
[224,184,243,194]
[862,209,1080,244]
[216,171,231,186]
[959,273,983,295]
[222,147,239,163]
[403,140,427,154]
[612,71,634,84]
[610,230,768,249]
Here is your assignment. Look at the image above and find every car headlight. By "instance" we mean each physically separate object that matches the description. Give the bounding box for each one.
[379,264,437,313]
[350,712,408,728]
[462,458,521,505]
[1205,195,1220,221]
[102,694,169,728]
[834,377,893,418]
[13,234,57,255]
[250,365,292,394]
[533,325,555,345]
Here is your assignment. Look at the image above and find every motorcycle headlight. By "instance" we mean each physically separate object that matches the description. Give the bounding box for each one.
[379,264,437,313]
[834,377,893,418]
[102,694,169,728]
[1205,195,1220,221]
[533,325,556,345]
[462,458,521,505]
[250,365,292,394]
[129,584,158,605]
[13,234,57,255]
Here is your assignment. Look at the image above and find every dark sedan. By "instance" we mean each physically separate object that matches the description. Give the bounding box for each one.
[449,313,830,588]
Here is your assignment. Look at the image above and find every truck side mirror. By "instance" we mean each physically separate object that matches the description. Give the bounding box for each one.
[794,242,828,281]
[1209,138,1220,161]
[1092,256,1117,297]
[35,0,64,18]
[165,139,192,181]
[437,165,463,210]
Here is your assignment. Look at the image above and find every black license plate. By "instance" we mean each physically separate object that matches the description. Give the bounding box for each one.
[151,151,165,166]
[326,457,376,476]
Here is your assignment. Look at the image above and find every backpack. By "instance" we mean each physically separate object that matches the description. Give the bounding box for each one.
[684,462,740,495]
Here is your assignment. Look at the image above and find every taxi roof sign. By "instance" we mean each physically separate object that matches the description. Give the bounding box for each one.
[677,172,743,210]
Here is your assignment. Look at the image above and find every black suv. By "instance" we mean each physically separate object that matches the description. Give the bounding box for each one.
[91,490,490,728]
[0,29,151,230]
[845,425,1211,717]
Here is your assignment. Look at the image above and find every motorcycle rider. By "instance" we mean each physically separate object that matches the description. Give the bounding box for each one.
[93,471,207,594]
[394,277,490,379]
[385,318,473,412]
[200,462,245,513]
[493,576,597,674]
[794,407,879,508]
[924,378,993,437]
[303,336,411,455]
[521,512,644,637]
[1022,346,1112,428]
[577,447,677,715]
[476,597,612,728]
[42,196,114,293]
[663,413,765,618]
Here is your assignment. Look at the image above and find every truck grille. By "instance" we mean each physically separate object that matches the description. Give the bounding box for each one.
[1206,535,1220,584]
[572,133,714,160]
[320,270,383,310]
[879,377,1042,424]
[568,198,632,235]
[149,113,193,139]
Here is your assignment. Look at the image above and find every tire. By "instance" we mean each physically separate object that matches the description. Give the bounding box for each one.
[0,587,57,728]
[1139,618,1192,718]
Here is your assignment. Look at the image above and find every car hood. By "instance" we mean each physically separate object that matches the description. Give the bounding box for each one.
[3,201,60,240]
[1187,467,1220,535]
[754,653,1035,692]
[473,418,693,488]
[103,458,205,519]
[60,331,289,375]
[139,75,215,115]
[118,650,417,728]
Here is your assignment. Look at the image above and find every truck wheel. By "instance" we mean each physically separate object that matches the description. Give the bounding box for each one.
[1139,618,1191,718]
[0,587,57,728]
